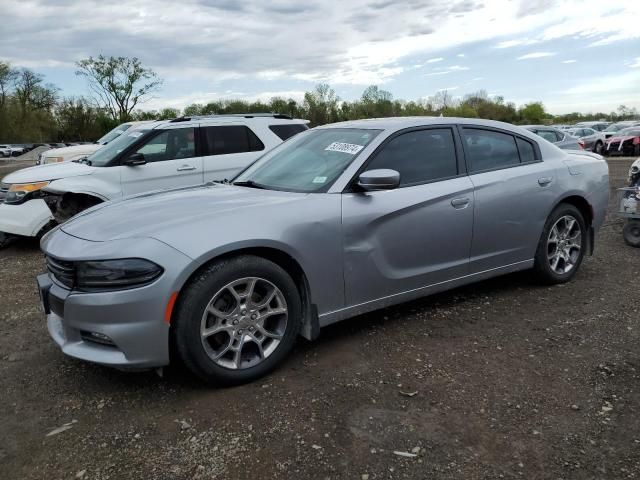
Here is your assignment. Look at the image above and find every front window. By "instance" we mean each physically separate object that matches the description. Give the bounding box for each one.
[234,128,381,193]
[86,129,150,167]
[96,123,132,145]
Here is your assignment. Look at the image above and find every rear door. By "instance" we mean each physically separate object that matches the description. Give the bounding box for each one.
[342,126,474,306]
[120,125,203,196]
[460,126,559,273]
[200,124,266,182]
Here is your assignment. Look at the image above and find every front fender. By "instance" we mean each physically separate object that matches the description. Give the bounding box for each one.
[44,176,121,201]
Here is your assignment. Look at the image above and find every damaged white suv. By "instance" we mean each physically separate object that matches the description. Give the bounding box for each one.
[0,114,309,247]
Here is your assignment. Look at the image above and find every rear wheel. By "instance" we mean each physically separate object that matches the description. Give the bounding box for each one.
[594,141,603,154]
[172,255,302,385]
[623,220,640,247]
[534,204,586,284]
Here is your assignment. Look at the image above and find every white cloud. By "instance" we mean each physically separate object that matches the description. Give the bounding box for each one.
[424,65,470,77]
[631,57,640,68]
[457,53,465,58]
[437,86,459,91]
[494,38,538,49]
[426,57,444,63]
[517,52,556,60]
[562,59,577,64]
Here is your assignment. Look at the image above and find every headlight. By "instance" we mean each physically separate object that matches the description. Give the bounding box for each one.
[75,258,163,291]
[5,181,50,204]
[43,156,64,164]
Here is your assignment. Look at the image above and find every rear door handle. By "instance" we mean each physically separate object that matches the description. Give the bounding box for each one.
[538,176,553,186]
[451,197,470,208]
[177,165,197,172]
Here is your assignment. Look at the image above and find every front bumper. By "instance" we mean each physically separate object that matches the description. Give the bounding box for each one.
[39,231,194,369]
[0,199,53,237]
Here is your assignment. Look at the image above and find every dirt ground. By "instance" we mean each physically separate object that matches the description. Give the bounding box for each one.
[1,158,639,480]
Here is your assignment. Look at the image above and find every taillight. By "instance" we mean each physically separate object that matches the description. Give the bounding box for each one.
[578,140,585,149]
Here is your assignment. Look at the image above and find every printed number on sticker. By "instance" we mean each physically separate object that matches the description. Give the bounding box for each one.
[325,142,364,155]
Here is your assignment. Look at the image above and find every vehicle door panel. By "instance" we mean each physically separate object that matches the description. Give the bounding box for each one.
[341,126,473,307]
[120,126,203,196]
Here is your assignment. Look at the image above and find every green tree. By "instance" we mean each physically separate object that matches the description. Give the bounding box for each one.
[76,55,162,123]
[518,102,547,124]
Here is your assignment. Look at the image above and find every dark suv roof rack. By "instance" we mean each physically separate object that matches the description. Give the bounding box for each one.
[169,113,293,123]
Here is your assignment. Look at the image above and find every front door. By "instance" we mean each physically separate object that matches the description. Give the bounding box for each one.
[342,127,474,307]
[120,126,203,196]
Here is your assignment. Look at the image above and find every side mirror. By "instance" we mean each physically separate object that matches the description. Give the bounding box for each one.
[123,152,146,166]
[357,169,400,191]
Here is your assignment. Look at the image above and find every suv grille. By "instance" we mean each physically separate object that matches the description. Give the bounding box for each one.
[46,256,75,288]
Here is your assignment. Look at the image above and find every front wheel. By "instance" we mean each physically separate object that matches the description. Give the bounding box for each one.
[172,255,302,385]
[623,220,640,247]
[594,141,603,154]
[533,204,586,284]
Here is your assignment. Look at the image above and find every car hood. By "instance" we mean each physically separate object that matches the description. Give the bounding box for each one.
[61,184,307,243]
[41,144,101,158]
[2,162,97,184]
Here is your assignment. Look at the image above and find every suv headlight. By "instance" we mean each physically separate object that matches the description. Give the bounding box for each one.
[5,181,50,204]
[43,156,64,164]
[76,259,163,291]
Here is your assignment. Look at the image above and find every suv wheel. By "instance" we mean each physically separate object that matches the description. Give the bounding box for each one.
[173,255,302,385]
[534,204,586,284]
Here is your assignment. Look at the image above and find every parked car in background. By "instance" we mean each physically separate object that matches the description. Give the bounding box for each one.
[604,126,640,156]
[574,121,611,132]
[603,121,640,139]
[37,121,153,165]
[566,127,606,154]
[37,117,609,384]
[0,114,309,247]
[7,145,27,157]
[0,145,11,157]
[523,125,583,150]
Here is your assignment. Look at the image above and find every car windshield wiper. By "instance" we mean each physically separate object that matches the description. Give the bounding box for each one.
[232,180,268,190]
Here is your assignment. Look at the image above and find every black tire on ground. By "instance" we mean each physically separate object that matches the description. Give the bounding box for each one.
[623,220,640,248]
[0,232,15,249]
[593,141,603,154]
[172,255,302,386]
[533,203,586,285]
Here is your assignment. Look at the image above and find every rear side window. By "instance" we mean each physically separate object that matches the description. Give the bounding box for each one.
[365,128,458,187]
[516,138,536,163]
[462,128,519,172]
[203,126,265,155]
[269,124,309,141]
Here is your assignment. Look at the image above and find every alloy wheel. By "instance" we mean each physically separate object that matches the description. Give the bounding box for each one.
[547,215,582,275]
[200,277,288,370]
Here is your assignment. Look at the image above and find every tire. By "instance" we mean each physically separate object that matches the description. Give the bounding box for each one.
[0,231,15,249]
[623,220,640,247]
[533,204,586,284]
[593,141,603,154]
[172,255,302,385]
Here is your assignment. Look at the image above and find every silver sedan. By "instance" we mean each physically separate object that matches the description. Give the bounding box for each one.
[38,118,610,385]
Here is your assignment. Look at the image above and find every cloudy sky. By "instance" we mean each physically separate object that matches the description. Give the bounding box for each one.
[1,0,639,114]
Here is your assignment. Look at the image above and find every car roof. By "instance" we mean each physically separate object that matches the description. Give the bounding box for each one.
[149,114,309,129]
[317,117,535,132]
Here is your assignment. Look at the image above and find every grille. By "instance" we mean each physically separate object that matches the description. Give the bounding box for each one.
[46,256,75,289]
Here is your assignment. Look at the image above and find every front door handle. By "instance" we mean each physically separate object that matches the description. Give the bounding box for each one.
[538,176,553,186]
[451,197,470,208]
[177,165,197,172]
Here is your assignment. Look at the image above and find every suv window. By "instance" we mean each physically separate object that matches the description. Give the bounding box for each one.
[269,124,309,141]
[462,128,520,172]
[134,128,196,162]
[365,128,458,187]
[203,126,264,155]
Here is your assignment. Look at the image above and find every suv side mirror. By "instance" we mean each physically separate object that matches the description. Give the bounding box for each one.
[357,169,400,191]
[123,152,146,166]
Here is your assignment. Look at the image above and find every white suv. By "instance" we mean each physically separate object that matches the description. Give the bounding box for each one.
[37,121,153,165]
[0,114,309,246]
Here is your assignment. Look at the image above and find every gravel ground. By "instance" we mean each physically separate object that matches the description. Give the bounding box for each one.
[1,158,639,480]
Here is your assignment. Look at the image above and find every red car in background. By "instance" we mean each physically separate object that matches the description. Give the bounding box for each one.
[605,127,640,156]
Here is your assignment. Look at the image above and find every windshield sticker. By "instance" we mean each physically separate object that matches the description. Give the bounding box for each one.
[312,176,327,184]
[128,132,143,138]
[325,142,364,155]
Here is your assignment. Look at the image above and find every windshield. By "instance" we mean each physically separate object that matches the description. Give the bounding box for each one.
[605,124,627,133]
[618,128,640,136]
[96,123,132,145]
[86,129,150,167]
[234,128,381,193]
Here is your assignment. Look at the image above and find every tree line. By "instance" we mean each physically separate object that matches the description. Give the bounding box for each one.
[0,57,638,143]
